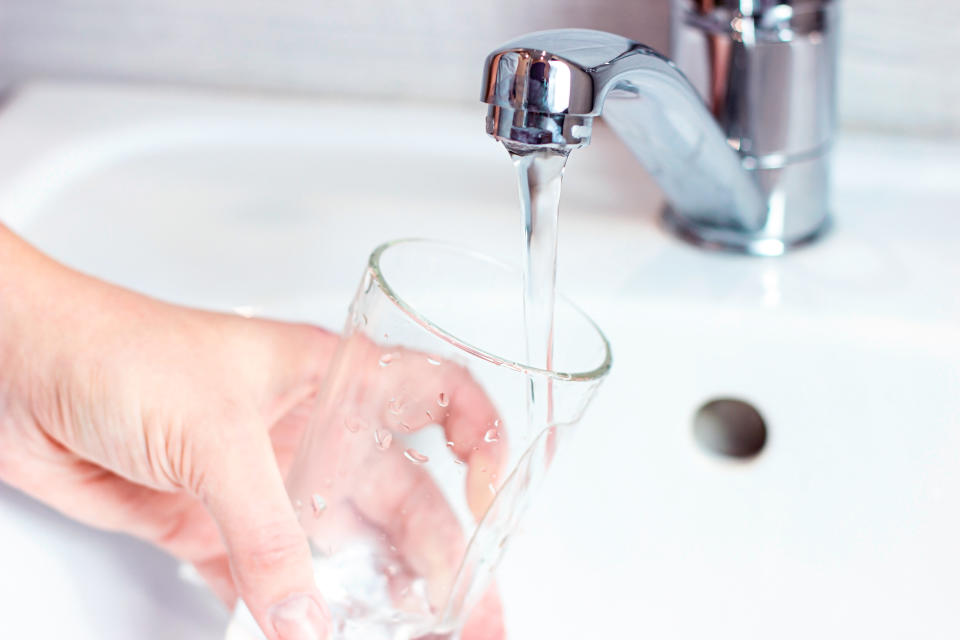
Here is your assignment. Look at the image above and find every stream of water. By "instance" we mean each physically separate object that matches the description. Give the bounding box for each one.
[509,147,571,433]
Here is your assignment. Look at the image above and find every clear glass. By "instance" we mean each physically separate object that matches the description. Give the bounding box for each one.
[226,239,610,640]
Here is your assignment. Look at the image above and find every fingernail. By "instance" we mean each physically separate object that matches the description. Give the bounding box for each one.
[269,594,329,640]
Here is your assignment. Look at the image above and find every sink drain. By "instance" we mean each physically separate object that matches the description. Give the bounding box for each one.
[693,398,767,459]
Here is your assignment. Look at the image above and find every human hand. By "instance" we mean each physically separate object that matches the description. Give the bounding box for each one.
[0,225,505,640]
[0,225,342,637]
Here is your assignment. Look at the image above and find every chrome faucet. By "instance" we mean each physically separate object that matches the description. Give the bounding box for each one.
[481,0,839,256]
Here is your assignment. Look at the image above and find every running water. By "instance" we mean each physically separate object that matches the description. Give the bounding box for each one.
[509,147,570,432]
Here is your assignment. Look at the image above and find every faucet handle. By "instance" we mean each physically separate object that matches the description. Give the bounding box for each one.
[673,0,838,158]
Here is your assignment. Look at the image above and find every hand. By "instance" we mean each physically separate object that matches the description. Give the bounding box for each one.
[0,225,340,637]
[0,225,506,640]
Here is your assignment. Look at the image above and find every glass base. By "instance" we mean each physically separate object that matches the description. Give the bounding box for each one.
[225,543,450,640]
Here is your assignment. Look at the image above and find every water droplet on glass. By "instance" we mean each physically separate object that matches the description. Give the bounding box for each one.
[488,483,496,495]
[437,392,449,407]
[446,441,455,449]
[379,353,395,367]
[374,429,393,450]
[484,428,500,443]
[292,499,303,515]
[426,356,442,366]
[311,494,327,517]
[351,310,368,329]
[425,409,434,421]
[404,448,429,464]
[388,397,404,416]
[493,418,502,428]
[386,564,399,577]
[453,458,465,466]
[344,416,366,433]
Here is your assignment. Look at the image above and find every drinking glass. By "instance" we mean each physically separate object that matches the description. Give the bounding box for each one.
[227,239,610,640]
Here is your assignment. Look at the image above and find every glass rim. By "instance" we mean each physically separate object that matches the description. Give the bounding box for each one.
[368,238,612,383]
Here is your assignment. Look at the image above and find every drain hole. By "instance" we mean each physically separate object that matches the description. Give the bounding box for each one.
[693,398,767,459]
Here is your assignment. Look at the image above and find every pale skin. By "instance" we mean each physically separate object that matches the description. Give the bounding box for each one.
[0,223,505,640]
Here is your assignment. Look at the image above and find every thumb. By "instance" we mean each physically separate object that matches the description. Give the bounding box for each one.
[200,423,330,640]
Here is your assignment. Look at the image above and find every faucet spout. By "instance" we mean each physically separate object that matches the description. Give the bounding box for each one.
[481,23,837,256]
[482,29,766,234]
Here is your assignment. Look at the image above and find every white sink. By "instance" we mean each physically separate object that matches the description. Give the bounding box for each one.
[1,83,958,639]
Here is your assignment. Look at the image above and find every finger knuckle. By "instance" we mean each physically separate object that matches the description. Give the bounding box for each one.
[240,527,307,575]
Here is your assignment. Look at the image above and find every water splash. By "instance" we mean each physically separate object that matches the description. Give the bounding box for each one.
[344,416,366,433]
[403,448,429,464]
[373,429,393,451]
[311,494,327,517]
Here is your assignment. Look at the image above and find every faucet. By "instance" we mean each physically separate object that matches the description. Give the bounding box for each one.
[481,0,838,256]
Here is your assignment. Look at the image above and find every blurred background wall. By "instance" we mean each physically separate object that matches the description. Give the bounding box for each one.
[0,0,957,137]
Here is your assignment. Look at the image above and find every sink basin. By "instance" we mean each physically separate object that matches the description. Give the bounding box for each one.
[1,83,958,639]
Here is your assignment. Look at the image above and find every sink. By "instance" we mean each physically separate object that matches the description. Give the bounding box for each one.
[1,83,958,639]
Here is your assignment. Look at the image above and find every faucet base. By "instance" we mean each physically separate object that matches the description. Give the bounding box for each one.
[661,207,832,257]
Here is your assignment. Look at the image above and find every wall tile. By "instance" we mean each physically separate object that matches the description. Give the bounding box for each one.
[0,0,955,136]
